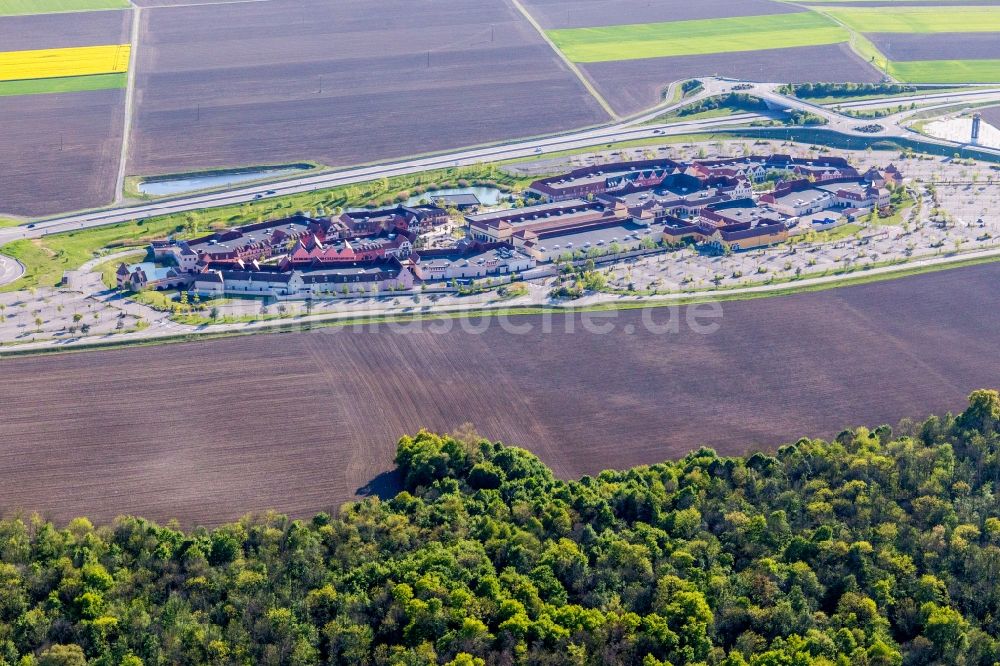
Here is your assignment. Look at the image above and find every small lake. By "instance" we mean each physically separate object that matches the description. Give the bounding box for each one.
[924,116,1000,150]
[405,186,504,207]
[137,166,311,196]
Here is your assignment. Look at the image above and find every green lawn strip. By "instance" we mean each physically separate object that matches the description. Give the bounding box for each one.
[836,101,950,118]
[662,84,684,107]
[131,290,181,311]
[0,240,64,291]
[0,73,126,97]
[816,6,1000,32]
[846,31,890,73]
[905,99,1000,125]
[798,0,986,3]
[94,251,144,289]
[810,86,973,105]
[809,222,864,242]
[0,0,127,14]
[652,106,742,125]
[889,60,1000,85]
[871,209,907,228]
[547,12,849,63]
[0,217,24,228]
[0,164,537,293]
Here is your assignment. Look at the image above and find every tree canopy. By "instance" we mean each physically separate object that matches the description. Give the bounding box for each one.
[2,391,1000,665]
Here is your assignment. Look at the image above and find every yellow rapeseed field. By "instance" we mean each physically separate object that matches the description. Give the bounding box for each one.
[0,44,130,82]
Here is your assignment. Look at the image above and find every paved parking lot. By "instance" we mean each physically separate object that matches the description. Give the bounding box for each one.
[586,151,1000,294]
[2,140,999,351]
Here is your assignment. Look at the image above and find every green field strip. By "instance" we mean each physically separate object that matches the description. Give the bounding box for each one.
[0,0,129,15]
[0,72,126,97]
[889,59,1000,84]
[801,4,891,74]
[815,6,1000,32]
[798,0,999,3]
[844,29,890,74]
[546,12,850,63]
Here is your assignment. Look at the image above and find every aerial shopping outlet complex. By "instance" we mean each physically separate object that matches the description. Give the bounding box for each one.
[118,154,901,300]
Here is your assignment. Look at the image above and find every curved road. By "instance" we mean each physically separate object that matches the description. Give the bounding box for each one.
[0,253,24,286]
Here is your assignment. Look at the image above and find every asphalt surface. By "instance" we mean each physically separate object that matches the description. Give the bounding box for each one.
[1,78,998,274]
[0,254,23,285]
[5,242,1000,356]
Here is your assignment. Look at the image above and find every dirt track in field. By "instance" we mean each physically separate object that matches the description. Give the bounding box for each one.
[127,0,607,177]
[2,264,999,526]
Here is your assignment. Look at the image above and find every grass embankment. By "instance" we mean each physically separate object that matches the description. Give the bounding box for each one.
[0,73,126,97]
[808,222,864,242]
[778,83,971,105]
[889,60,1000,85]
[814,87,971,105]
[0,0,128,14]
[547,12,849,62]
[0,164,536,293]
[653,104,745,125]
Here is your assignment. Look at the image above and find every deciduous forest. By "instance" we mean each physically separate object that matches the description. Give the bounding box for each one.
[4,391,1000,665]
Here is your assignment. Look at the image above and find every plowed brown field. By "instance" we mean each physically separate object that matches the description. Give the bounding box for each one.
[127,0,607,177]
[581,44,882,116]
[2,263,998,526]
[0,89,125,217]
[0,10,129,216]
[868,33,1000,61]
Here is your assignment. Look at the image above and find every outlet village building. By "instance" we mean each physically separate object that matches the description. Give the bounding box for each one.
[119,156,899,297]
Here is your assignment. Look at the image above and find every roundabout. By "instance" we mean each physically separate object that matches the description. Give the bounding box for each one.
[0,254,24,287]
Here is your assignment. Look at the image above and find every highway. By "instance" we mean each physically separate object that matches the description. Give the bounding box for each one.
[1,78,999,252]
[747,84,1000,143]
